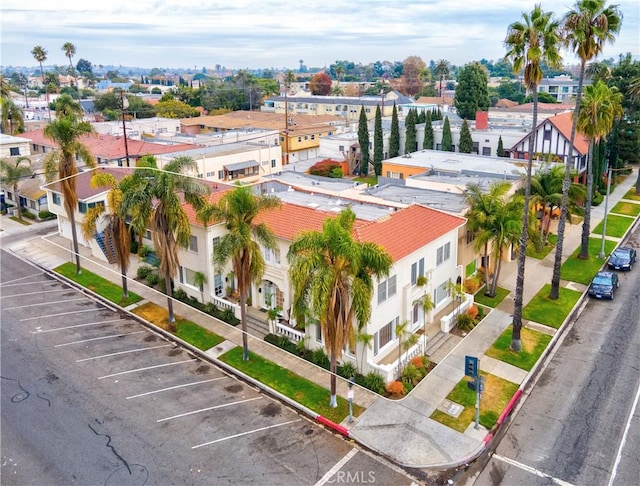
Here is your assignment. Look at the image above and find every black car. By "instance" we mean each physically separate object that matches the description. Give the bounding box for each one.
[588,271,620,300]
[607,247,637,271]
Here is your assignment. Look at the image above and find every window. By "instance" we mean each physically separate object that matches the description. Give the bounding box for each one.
[374,317,398,355]
[339,145,344,152]
[482,147,491,156]
[315,321,323,343]
[436,242,451,266]
[377,274,397,304]
[262,246,281,264]
[214,272,223,296]
[271,159,276,168]
[145,230,152,240]
[78,200,103,214]
[411,258,425,285]
[52,193,61,205]
[9,147,20,156]
[413,303,420,324]
[434,280,449,305]
[466,231,476,245]
[189,235,198,253]
[218,170,224,180]
[179,266,199,287]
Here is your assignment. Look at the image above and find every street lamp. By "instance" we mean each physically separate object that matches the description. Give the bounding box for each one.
[120,90,130,167]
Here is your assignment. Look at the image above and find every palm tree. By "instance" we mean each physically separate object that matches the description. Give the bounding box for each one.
[434,59,450,98]
[193,271,207,304]
[31,45,51,121]
[355,332,373,374]
[81,171,132,298]
[395,320,409,372]
[120,156,209,330]
[576,80,624,258]
[197,184,281,361]
[43,113,96,274]
[551,0,622,299]
[62,42,77,87]
[334,65,345,86]
[0,157,32,221]
[54,94,83,119]
[0,97,25,134]
[0,75,10,98]
[505,4,562,351]
[288,208,392,407]
[412,275,434,354]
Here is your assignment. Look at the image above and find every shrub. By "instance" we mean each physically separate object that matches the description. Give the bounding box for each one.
[464,276,481,294]
[477,305,485,319]
[466,305,479,321]
[204,302,218,315]
[221,308,239,325]
[38,210,56,220]
[146,272,159,286]
[173,288,188,301]
[385,380,405,397]
[401,364,423,388]
[136,265,153,279]
[363,372,386,395]
[411,355,429,370]
[456,313,475,332]
[139,244,153,258]
[338,362,358,380]
[130,240,139,254]
[308,158,342,178]
[22,209,36,219]
[310,348,330,369]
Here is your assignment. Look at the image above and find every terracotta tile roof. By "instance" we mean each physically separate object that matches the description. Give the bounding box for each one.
[546,111,590,155]
[494,98,520,108]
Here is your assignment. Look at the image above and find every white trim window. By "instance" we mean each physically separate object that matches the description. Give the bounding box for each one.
[411,258,425,285]
[188,235,198,253]
[436,242,451,266]
[374,317,398,356]
[377,274,397,304]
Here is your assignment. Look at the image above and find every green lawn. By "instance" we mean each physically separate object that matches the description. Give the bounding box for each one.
[526,233,557,259]
[486,326,552,370]
[9,216,31,225]
[561,238,617,284]
[55,263,142,307]
[353,175,378,186]
[522,284,581,329]
[219,347,363,424]
[592,214,635,238]
[474,286,510,308]
[623,188,640,201]
[610,201,640,217]
[430,372,519,432]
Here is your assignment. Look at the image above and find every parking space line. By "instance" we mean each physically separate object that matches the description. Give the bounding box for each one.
[5,297,87,310]
[126,378,226,399]
[1,289,73,299]
[493,454,575,486]
[157,396,263,423]
[22,309,102,321]
[314,448,359,486]
[75,344,173,362]
[54,330,147,347]
[0,273,42,286]
[1,280,56,287]
[31,318,126,332]
[98,359,198,379]
[191,419,302,449]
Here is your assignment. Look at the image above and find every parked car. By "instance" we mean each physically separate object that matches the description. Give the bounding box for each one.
[588,271,619,300]
[607,247,637,271]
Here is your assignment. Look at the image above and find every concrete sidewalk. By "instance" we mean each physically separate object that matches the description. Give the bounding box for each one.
[1,169,638,471]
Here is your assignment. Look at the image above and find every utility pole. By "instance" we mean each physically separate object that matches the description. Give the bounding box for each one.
[120,89,130,167]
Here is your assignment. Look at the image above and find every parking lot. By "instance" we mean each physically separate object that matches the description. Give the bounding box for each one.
[1,250,418,485]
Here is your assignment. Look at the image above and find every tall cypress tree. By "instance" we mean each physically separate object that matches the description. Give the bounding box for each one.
[441,116,452,152]
[357,105,370,175]
[458,119,473,153]
[373,105,383,175]
[404,109,417,154]
[389,103,400,158]
[497,136,504,157]
[423,111,434,149]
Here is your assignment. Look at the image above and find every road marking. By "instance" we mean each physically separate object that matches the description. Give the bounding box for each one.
[493,454,575,486]
[75,344,172,362]
[0,281,61,288]
[126,378,226,399]
[31,318,127,332]
[607,376,640,486]
[0,289,74,299]
[55,330,146,347]
[5,297,86,310]
[192,419,302,449]
[98,359,198,379]
[314,448,359,486]
[0,273,42,286]
[22,308,102,322]
[158,396,263,422]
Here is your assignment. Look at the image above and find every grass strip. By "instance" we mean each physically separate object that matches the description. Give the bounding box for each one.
[486,325,552,370]
[561,238,617,285]
[591,214,634,238]
[522,284,581,329]
[474,286,509,308]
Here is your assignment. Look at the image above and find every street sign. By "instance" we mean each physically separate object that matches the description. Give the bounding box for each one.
[465,355,478,378]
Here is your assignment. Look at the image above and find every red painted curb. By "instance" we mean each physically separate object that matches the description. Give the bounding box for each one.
[483,433,494,445]
[497,389,522,425]
[317,415,350,437]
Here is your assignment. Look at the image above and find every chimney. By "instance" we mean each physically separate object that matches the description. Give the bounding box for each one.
[475,111,488,130]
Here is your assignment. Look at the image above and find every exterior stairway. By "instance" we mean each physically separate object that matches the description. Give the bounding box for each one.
[94,231,118,264]
[425,331,462,364]
[244,310,270,339]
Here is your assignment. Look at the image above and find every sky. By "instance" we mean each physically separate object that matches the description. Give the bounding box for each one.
[1,0,638,71]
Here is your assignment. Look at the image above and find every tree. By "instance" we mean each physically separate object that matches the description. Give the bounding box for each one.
[505,4,562,351]
[0,97,25,134]
[497,136,505,157]
[43,113,96,274]
[412,275,434,354]
[54,93,83,119]
[288,208,392,407]
[120,156,209,330]
[0,157,32,222]
[31,45,51,120]
[355,332,373,374]
[551,0,622,299]
[81,171,131,298]
[576,81,623,258]
[155,99,201,118]
[454,62,490,120]
[373,105,383,176]
[401,56,426,96]
[389,104,400,158]
[441,116,452,152]
[357,106,370,175]
[309,72,332,95]
[193,271,207,304]
[434,59,450,98]
[76,58,93,76]
[459,119,473,153]
[423,111,434,150]
[395,320,409,371]
[62,42,77,84]
[198,185,281,360]
[404,109,417,154]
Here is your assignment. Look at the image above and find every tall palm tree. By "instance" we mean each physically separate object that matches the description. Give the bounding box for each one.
[288,208,392,407]
[334,65,345,86]
[412,275,434,354]
[434,59,450,98]
[54,94,83,119]
[62,42,77,87]
[551,0,622,299]
[31,45,51,121]
[0,157,32,222]
[120,156,209,331]
[197,184,281,361]
[0,97,25,134]
[43,113,96,274]
[505,4,562,351]
[81,171,132,298]
[576,80,623,258]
